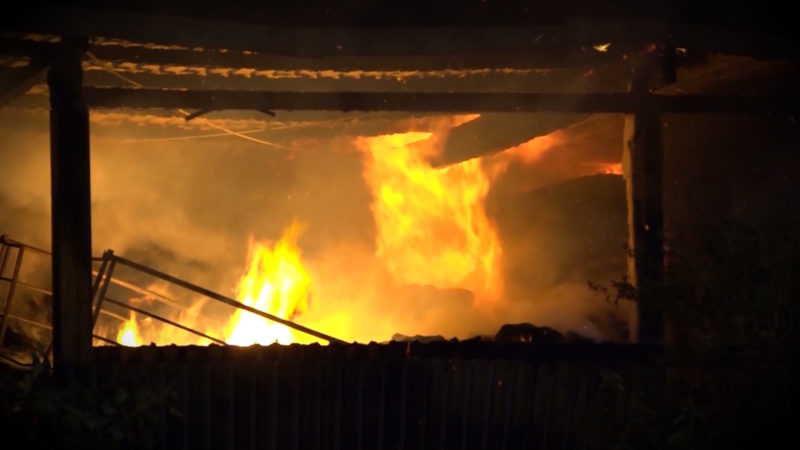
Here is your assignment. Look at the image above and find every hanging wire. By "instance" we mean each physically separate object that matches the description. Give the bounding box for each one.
[85,50,297,150]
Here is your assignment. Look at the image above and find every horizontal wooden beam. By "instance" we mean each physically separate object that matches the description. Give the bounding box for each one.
[4,6,797,62]
[0,38,619,71]
[85,88,800,114]
[0,39,633,74]
[7,1,797,31]
[433,113,588,167]
[1,8,594,56]
[89,48,614,72]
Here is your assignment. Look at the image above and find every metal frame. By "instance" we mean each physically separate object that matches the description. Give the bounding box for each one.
[0,234,344,358]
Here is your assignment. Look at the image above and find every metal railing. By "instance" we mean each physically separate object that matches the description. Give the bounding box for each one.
[0,234,343,357]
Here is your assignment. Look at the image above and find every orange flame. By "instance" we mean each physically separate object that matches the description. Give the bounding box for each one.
[117,312,142,346]
[598,162,623,175]
[359,131,502,303]
[224,221,311,345]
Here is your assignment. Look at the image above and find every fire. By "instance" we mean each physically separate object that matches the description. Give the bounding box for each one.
[598,162,623,175]
[224,221,311,345]
[117,312,142,346]
[485,134,561,179]
[359,131,502,303]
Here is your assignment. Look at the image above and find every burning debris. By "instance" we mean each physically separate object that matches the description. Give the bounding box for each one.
[117,312,142,347]
[224,221,310,345]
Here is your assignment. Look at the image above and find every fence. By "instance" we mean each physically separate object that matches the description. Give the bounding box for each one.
[87,342,660,450]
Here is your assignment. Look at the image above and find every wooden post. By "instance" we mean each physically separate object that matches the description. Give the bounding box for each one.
[622,51,668,344]
[48,36,92,382]
[623,113,665,344]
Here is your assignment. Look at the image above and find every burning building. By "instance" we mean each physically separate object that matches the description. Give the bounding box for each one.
[0,2,798,448]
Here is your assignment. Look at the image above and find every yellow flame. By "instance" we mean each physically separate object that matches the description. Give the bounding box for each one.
[117,312,142,346]
[359,131,502,303]
[224,221,311,345]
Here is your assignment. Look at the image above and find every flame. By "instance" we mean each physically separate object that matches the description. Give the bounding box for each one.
[485,134,561,179]
[598,162,623,175]
[117,312,142,346]
[359,131,502,303]
[224,221,311,345]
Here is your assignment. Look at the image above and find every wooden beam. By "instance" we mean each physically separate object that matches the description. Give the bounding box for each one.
[432,113,587,167]
[1,37,707,73]
[49,36,93,382]
[0,38,616,71]
[79,64,577,94]
[84,88,800,115]
[4,6,797,61]
[6,1,796,30]
[622,53,668,344]
[1,8,590,56]
[623,112,665,344]
[88,48,615,71]
[429,51,660,167]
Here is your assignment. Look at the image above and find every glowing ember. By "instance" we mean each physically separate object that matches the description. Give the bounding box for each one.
[117,312,142,346]
[359,131,502,303]
[599,162,623,175]
[225,221,311,345]
[593,42,611,52]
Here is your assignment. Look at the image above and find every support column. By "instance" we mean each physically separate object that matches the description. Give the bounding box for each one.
[622,51,669,344]
[623,112,664,344]
[48,36,92,382]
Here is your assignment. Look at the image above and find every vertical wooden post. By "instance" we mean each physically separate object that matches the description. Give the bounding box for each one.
[622,51,668,344]
[623,113,664,344]
[48,36,92,382]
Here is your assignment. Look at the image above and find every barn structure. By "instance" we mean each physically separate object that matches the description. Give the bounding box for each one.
[1,2,798,448]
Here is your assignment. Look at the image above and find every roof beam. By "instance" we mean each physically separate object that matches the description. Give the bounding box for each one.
[4,7,797,62]
[84,88,800,115]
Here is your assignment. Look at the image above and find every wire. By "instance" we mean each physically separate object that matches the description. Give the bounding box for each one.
[116,128,269,144]
[85,51,297,150]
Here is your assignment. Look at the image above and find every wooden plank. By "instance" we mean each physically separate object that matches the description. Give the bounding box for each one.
[49,36,93,381]
[84,88,800,114]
